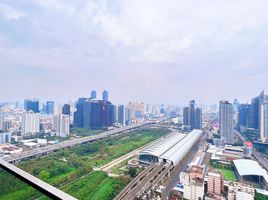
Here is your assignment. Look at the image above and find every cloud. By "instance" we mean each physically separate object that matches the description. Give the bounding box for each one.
[0,3,25,20]
[1,0,268,104]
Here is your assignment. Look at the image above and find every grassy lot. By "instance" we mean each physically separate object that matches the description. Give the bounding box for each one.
[0,127,170,200]
[216,168,236,181]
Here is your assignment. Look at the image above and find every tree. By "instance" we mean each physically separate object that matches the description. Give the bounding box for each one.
[128,167,137,178]
[39,170,50,180]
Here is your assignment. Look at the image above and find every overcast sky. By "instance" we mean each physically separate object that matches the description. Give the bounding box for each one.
[0,0,268,105]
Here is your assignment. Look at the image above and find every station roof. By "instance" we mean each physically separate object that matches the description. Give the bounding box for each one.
[139,129,203,165]
[233,159,268,182]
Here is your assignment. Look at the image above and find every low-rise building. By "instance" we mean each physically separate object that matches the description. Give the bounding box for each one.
[228,182,255,200]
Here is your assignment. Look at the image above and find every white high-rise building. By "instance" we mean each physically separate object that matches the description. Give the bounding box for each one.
[260,95,268,142]
[53,114,70,137]
[21,111,40,136]
[219,100,234,144]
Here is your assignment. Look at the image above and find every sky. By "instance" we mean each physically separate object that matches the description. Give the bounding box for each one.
[0,0,268,105]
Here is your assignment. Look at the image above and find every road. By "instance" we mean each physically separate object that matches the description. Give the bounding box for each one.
[3,121,155,163]
[234,130,268,171]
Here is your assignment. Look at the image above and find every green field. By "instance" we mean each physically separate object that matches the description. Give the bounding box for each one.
[0,127,170,200]
[216,168,237,181]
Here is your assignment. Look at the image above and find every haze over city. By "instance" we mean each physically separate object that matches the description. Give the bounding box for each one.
[1,0,268,104]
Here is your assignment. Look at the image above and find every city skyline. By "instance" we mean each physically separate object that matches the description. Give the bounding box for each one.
[1,1,268,104]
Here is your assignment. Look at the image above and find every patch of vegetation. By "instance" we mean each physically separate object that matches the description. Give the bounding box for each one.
[255,192,268,200]
[210,161,237,181]
[0,127,171,200]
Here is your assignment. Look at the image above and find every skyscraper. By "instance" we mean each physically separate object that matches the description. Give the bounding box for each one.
[74,98,88,127]
[53,114,70,137]
[0,132,11,144]
[91,90,97,99]
[219,100,234,144]
[183,100,202,129]
[118,105,125,126]
[249,95,261,129]
[194,107,202,129]
[238,104,251,129]
[24,99,39,113]
[46,101,54,114]
[62,104,71,115]
[21,111,40,136]
[102,90,108,101]
[260,94,268,142]
[183,107,190,126]
[74,98,115,129]
[189,100,195,127]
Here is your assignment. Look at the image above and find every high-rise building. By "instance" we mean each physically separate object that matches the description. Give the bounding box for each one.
[91,90,97,99]
[118,105,125,126]
[194,107,202,129]
[74,98,88,127]
[21,111,40,136]
[251,97,260,129]
[53,114,70,137]
[183,100,202,129]
[238,104,251,129]
[74,98,115,129]
[0,132,11,144]
[207,170,224,197]
[219,100,234,144]
[260,94,268,142]
[62,104,71,115]
[183,107,190,126]
[233,99,239,112]
[24,99,39,113]
[102,90,108,101]
[46,101,54,114]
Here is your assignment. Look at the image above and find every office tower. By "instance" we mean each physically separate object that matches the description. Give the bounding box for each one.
[74,98,115,129]
[74,98,88,127]
[62,104,71,115]
[248,92,264,130]
[0,132,11,144]
[24,99,39,113]
[207,170,224,197]
[91,90,97,99]
[189,100,195,127]
[21,111,40,136]
[183,100,202,129]
[102,103,115,128]
[260,95,268,142]
[183,107,189,126]
[194,107,202,129]
[118,105,125,126]
[53,114,70,137]
[102,90,108,101]
[219,100,234,144]
[46,101,54,114]
[0,106,3,130]
[238,104,251,129]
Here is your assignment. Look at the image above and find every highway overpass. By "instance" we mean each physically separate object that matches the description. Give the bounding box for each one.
[4,121,155,163]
